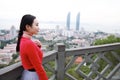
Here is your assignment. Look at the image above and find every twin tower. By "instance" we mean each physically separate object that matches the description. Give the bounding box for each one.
[66,12,80,31]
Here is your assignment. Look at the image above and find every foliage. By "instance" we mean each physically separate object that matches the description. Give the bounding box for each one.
[0,37,16,49]
[12,53,19,60]
[0,64,8,68]
[94,35,120,45]
[94,35,120,72]
[0,41,6,49]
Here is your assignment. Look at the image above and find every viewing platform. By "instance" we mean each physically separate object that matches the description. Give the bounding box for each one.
[0,43,120,80]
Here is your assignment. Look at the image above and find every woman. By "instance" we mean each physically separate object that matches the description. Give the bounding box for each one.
[16,14,48,80]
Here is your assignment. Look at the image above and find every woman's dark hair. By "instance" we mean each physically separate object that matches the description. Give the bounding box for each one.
[16,14,36,52]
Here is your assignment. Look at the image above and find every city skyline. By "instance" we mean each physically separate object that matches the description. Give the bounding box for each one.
[0,0,120,33]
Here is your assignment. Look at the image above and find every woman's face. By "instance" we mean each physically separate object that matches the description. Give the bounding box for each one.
[26,19,39,35]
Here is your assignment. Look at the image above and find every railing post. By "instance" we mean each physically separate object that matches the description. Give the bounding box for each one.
[55,43,65,80]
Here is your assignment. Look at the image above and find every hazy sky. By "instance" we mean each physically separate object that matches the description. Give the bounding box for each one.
[0,0,120,33]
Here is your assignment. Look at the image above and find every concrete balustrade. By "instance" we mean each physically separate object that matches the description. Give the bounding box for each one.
[0,43,120,80]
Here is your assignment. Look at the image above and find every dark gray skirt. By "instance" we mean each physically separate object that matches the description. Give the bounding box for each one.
[21,70,39,80]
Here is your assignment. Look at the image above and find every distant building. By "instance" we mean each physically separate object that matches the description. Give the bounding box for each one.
[55,25,60,32]
[0,26,17,41]
[76,12,80,31]
[0,43,16,64]
[10,25,17,39]
[66,12,71,30]
[62,30,74,37]
[0,53,12,64]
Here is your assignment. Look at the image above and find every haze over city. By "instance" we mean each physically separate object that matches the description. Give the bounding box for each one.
[0,0,120,33]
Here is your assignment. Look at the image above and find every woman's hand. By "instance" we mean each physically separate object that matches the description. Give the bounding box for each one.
[33,39,42,48]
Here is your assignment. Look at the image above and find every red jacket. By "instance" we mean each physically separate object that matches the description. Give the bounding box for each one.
[20,37,48,80]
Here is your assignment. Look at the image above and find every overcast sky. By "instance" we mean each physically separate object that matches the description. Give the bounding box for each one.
[0,0,120,33]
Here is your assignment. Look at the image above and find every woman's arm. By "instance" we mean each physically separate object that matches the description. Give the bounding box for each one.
[27,42,48,80]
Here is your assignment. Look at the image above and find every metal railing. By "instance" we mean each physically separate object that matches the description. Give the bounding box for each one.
[0,43,120,80]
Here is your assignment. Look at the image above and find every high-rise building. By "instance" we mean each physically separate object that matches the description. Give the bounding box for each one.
[76,12,80,31]
[10,25,17,39]
[66,12,71,30]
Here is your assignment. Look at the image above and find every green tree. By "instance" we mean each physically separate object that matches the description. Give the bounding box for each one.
[94,35,120,45]
[12,53,19,60]
[94,35,120,71]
